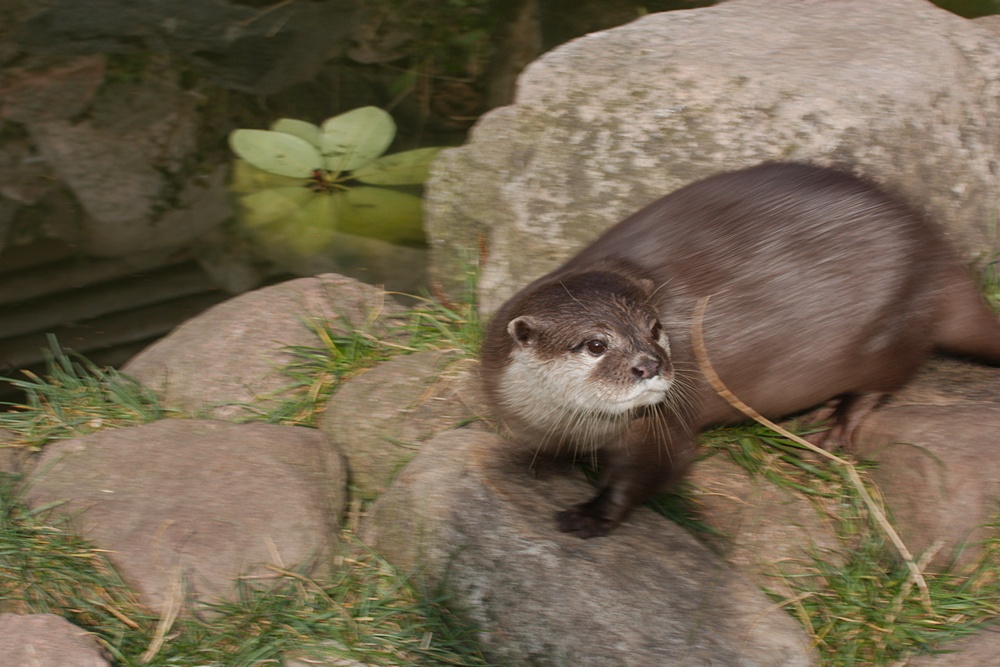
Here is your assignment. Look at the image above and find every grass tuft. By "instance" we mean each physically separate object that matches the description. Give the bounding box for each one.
[773,522,1000,665]
[0,474,489,666]
[256,320,395,427]
[700,423,1000,665]
[258,280,482,427]
[0,475,153,651]
[0,335,164,449]
[974,250,1000,313]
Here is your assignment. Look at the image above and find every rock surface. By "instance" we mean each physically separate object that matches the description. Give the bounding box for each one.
[0,613,110,667]
[21,419,346,615]
[425,0,1000,313]
[124,273,404,419]
[688,450,844,586]
[363,430,819,666]
[320,350,480,499]
[853,361,1000,571]
[23,64,232,258]
[905,626,1000,665]
[891,417,1000,571]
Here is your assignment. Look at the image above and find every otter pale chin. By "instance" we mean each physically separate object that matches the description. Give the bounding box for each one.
[480,161,1000,539]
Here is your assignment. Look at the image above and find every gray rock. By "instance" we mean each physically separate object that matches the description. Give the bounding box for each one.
[0,135,62,208]
[0,54,105,124]
[21,419,346,615]
[904,626,1000,665]
[974,14,1000,34]
[0,613,110,667]
[843,359,1000,571]
[363,430,818,666]
[891,357,1000,406]
[25,69,231,257]
[425,0,1000,313]
[319,350,480,499]
[284,641,371,667]
[687,359,1000,576]
[124,273,405,420]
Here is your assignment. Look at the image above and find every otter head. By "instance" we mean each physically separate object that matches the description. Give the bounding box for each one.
[494,270,674,447]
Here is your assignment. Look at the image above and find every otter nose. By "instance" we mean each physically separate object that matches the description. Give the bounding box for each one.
[632,356,661,380]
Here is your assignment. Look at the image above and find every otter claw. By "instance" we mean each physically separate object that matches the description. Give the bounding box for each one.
[556,506,616,538]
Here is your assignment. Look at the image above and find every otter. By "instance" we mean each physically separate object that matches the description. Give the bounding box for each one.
[480,162,1000,539]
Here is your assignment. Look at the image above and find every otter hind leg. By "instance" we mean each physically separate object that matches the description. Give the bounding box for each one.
[808,392,886,451]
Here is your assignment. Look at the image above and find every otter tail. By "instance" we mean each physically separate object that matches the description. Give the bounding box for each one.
[933,264,1000,365]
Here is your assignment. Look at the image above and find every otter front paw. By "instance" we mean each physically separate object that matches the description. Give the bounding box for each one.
[556,504,618,538]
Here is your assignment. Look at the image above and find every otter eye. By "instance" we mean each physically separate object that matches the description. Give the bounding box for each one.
[584,339,607,356]
[650,321,662,340]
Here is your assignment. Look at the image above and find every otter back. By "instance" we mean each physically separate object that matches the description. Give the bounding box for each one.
[481,161,1000,538]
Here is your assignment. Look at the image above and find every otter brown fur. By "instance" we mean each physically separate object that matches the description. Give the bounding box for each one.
[480,162,1000,538]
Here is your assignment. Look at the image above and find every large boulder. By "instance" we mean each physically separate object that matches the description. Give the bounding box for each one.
[124,274,404,420]
[425,0,1000,313]
[21,419,346,614]
[319,350,480,499]
[363,430,818,666]
[0,614,110,667]
[23,64,232,258]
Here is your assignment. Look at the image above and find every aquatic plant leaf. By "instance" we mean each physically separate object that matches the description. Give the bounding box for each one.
[249,218,338,257]
[320,106,396,173]
[270,118,322,148]
[353,147,443,185]
[333,187,425,246]
[241,190,339,255]
[229,129,322,178]
[286,195,340,254]
[229,159,309,193]
[238,187,315,228]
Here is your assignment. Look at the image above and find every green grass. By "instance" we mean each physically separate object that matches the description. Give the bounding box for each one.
[253,277,482,428]
[0,473,489,666]
[0,298,489,665]
[979,255,1000,313]
[775,523,1000,665]
[0,473,144,627]
[0,335,164,449]
[251,320,396,427]
[697,424,1000,665]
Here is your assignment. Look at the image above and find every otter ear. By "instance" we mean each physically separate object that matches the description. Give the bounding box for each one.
[508,315,543,347]
[635,277,656,296]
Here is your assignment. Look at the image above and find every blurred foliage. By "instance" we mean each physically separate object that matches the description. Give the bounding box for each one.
[228,107,441,256]
[931,0,1000,17]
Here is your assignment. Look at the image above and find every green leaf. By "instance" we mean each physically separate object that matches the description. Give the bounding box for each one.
[229,129,322,178]
[270,118,322,148]
[332,187,426,246]
[320,107,396,173]
[353,147,443,185]
[238,187,315,227]
[239,189,340,255]
[286,195,340,254]
[230,159,309,193]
